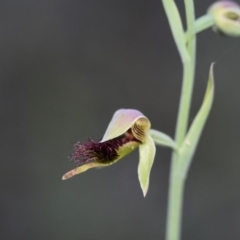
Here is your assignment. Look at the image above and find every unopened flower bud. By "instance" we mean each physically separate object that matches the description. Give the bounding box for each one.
[208,1,240,37]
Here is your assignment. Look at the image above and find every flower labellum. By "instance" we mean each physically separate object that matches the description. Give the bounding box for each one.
[208,1,240,37]
[62,109,156,196]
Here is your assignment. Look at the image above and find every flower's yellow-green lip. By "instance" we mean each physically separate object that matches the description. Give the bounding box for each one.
[62,162,103,180]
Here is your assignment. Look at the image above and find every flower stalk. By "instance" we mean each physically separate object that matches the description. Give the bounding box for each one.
[162,1,218,240]
[162,0,240,240]
[166,1,196,240]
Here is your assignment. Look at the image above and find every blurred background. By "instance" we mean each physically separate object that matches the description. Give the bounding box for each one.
[1,0,240,239]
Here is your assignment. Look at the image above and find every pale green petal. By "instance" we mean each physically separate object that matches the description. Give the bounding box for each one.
[138,135,156,197]
[101,109,150,142]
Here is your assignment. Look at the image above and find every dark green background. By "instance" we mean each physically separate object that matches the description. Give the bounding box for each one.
[1,0,240,239]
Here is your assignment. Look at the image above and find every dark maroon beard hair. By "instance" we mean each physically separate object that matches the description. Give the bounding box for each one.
[69,129,141,165]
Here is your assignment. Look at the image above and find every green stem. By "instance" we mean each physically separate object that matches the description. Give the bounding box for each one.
[194,15,214,35]
[166,1,196,240]
[174,60,194,145]
[161,0,190,63]
[166,154,185,240]
[178,0,196,145]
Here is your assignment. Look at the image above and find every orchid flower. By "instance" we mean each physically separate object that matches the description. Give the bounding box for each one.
[62,109,156,196]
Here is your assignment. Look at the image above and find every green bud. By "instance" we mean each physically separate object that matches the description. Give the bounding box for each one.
[208,1,240,37]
